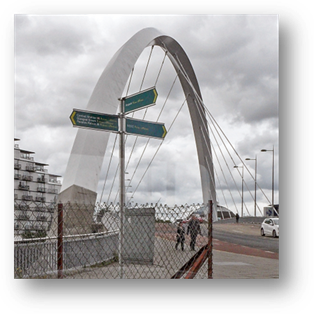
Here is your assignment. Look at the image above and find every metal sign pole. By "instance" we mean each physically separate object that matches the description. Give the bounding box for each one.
[119,99,126,279]
[208,200,213,279]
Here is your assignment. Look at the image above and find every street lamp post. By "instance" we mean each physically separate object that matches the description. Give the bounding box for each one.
[234,165,244,217]
[245,156,257,217]
[261,146,275,211]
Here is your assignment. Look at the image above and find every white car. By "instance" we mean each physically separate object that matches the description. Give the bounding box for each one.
[261,218,279,238]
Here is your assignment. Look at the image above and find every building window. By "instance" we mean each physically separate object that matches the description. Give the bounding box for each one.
[37,175,46,183]
[37,183,46,193]
[35,193,45,202]
[14,170,21,180]
[25,163,35,172]
[19,181,29,190]
[22,192,33,201]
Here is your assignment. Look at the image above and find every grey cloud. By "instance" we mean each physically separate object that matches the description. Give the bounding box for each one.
[14,15,279,210]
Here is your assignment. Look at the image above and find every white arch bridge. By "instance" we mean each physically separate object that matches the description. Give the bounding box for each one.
[58,28,270,233]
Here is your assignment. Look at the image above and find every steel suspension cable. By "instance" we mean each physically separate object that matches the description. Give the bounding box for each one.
[128,98,187,202]
[183,71,260,215]
[154,51,168,86]
[113,48,167,202]
[176,55,267,210]
[203,116,249,215]
[125,74,179,194]
[99,134,118,203]
[104,67,137,203]
[101,67,134,203]
[172,55,265,214]
[205,110,263,215]
[139,46,154,91]
[205,124,239,214]
[194,93,255,215]
[124,50,170,175]
[106,47,154,203]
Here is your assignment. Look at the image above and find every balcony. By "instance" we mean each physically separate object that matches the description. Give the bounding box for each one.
[33,223,45,231]
[47,204,56,212]
[22,195,33,201]
[14,163,21,170]
[49,178,61,184]
[36,215,47,222]
[18,184,29,191]
[18,214,30,220]
[14,221,20,230]
[18,204,29,211]
[22,175,33,181]
[26,165,36,172]
[37,187,46,193]
[37,177,46,183]
[35,205,46,212]
[35,196,46,202]
[14,173,21,180]
[47,188,58,194]
[20,154,34,161]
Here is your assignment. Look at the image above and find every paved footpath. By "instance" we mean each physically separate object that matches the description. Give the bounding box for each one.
[65,223,278,279]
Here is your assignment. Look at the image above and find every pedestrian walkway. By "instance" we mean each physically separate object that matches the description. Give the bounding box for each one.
[65,234,279,279]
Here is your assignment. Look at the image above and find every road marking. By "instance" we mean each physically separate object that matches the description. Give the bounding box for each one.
[214,262,251,266]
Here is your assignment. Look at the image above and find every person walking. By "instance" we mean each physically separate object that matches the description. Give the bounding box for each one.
[187,215,201,251]
[175,221,185,251]
[236,213,239,223]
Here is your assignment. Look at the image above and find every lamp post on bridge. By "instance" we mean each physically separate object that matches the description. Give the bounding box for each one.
[234,165,244,217]
[245,156,257,217]
[261,146,275,211]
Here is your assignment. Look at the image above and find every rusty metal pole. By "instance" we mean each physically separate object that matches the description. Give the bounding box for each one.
[208,200,213,279]
[57,202,63,279]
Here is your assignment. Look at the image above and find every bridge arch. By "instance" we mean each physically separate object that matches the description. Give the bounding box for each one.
[59,28,217,221]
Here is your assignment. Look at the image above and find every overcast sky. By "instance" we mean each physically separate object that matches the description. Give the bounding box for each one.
[14,14,279,214]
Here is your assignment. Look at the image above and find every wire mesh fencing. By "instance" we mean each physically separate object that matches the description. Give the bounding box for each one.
[14,201,213,279]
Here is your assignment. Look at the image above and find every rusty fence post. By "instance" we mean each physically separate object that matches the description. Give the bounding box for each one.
[57,202,63,279]
[208,200,213,279]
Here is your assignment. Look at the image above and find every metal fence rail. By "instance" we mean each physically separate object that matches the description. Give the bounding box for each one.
[14,201,213,279]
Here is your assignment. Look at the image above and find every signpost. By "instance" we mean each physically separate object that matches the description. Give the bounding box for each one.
[70,87,166,279]
[123,87,158,114]
[126,118,167,139]
[70,109,119,132]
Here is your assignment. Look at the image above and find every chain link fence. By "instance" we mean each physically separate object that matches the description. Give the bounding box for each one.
[14,201,213,279]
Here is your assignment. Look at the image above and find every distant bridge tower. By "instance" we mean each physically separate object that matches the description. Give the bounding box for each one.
[57,28,217,234]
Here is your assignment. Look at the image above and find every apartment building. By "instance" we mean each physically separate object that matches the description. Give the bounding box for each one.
[14,138,62,237]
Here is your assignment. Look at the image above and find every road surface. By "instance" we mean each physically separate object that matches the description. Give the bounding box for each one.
[212,223,279,253]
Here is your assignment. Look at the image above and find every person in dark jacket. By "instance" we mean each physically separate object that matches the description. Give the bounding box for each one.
[187,215,201,251]
[236,213,239,223]
[175,222,185,251]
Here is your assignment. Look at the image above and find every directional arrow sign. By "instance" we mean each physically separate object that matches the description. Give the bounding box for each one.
[123,87,158,114]
[70,109,119,132]
[126,118,167,139]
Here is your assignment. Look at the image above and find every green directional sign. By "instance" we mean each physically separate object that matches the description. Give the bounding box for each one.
[126,118,167,139]
[70,109,119,132]
[123,87,158,114]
